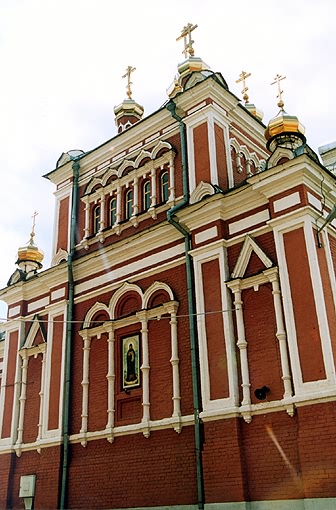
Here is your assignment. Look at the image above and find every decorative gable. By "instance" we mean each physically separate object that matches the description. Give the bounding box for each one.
[231,235,273,279]
[22,315,47,350]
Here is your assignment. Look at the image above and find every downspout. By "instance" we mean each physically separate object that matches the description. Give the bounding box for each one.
[166,100,205,510]
[60,159,80,510]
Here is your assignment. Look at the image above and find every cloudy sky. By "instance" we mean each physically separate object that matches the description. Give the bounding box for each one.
[0,0,335,320]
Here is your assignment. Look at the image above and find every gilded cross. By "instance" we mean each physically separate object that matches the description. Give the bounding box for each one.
[176,23,198,58]
[31,211,38,235]
[122,66,136,100]
[236,71,251,104]
[271,73,286,108]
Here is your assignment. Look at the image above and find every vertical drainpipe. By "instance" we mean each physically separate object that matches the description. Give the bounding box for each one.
[60,158,80,510]
[166,100,205,510]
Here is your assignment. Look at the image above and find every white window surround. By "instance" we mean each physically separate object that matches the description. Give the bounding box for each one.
[15,318,47,457]
[185,104,233,193]
[191,243,239,415]
[42,305,67,441]
[273,215,336,399]
[78,281,181,445]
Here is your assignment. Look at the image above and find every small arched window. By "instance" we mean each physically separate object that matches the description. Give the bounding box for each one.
[126,190,133,219]
[110,198,117,226]
[93,205,100,234]
[161,171,169,202]
[143,181,151,210]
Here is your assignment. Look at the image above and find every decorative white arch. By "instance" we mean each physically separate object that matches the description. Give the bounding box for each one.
[109,282,143,319]
[230,137,241,154]
[85,177,104,195]
[151,141,173,159]
[134,150,152,168]
[82,302,111,329]
[142,281,175,309]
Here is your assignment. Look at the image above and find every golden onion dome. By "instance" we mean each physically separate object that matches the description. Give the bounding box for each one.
[265,106,305,142]
[17,236,44,267]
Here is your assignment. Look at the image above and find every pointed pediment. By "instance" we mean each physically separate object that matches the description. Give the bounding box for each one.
[231,235,273,279]
[22,315,47,350]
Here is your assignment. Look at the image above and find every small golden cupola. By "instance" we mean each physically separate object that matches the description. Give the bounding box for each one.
[16,211,44,275]
[265,74,306,152]
[236,70,263,122]
[113,66,144,133]
[167,23,215,98]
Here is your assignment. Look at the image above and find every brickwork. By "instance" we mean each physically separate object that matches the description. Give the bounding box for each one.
[66,427,197,509]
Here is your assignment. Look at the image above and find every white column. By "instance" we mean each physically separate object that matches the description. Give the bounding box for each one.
[133,177,139,216]
[168,156,175,202]
[100,193,105,231]
[237,152,243,174]
[229,281,251,420]
[266,269,293,402]
[167,303,181,432]
[83,197,90,238]
[116,185,122,224]
[137,311,150,437]
[16,354,28,451]
[150,166,156,208]
[106,328,115,442]
[80,333,91,446]
[37,351,46,449]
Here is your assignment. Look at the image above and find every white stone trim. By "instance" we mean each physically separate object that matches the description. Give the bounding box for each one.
[273,215,336,399]
[192,245,238,413]
[229,210,270,235]
[273,191,301,213]
[195,226,218,245]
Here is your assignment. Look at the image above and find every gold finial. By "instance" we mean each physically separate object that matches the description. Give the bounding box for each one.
[271,73,286,109]
[236,70,251,104]
[176,23,198,58]
[122,66,136,100]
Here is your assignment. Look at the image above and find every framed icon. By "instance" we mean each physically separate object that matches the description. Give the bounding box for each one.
[122,335,140,390]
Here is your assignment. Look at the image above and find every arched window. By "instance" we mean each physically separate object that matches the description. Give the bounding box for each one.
[126,190,133,219]
[109,197,117,226]
[93,205,100,234]
[143,181,151,210]
[161,171,169,202]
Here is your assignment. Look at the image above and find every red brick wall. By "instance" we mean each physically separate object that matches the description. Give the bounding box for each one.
[194,122,211,185]
[242,284,283,403]
[67,427,197,509]
[215,123,228,190]
[284,228,326,382]
[88,334,109,432]
[317,237,336,370]
[202,258,229,400]
[148,316,173,420]
[57,196,69,252]
[1,330,19,438]
[23,354,42,444]
[1,447,61,510]
[48,315,64,430]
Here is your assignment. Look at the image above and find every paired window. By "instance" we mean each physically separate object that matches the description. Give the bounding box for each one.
[91,171,169,235]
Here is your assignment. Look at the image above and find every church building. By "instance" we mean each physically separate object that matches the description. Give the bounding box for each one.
[0,23,336,510]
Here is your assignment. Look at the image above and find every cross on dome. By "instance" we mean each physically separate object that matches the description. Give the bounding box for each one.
[236,70,252,104]
[122,66,136,100]
[271,73,286,109]
[176,23,198,58]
